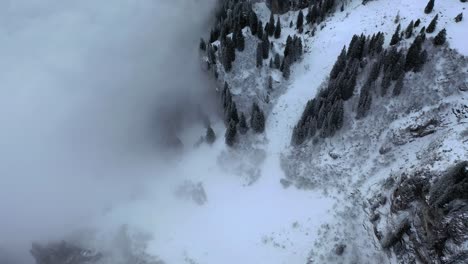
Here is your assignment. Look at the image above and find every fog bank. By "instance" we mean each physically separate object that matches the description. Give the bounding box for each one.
[0,0,216,262]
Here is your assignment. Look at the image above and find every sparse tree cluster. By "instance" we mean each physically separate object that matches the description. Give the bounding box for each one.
[305,0,337,26]
[281,35,304,79]
[291,30,429,145]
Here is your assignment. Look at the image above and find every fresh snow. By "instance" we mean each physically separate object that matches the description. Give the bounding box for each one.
[94,0,468,263]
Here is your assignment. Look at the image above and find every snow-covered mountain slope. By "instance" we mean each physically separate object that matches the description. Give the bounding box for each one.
[28,0,467,264]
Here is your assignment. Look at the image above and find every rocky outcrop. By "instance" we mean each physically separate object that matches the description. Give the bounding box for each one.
[372,161,468,263]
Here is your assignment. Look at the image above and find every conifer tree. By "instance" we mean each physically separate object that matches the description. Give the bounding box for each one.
[225,120,237,146]
[256,43,263,68]
[274,17,282,39]
[250,103,266,133]
[424,0,435,14]
[433,28,446,45]
[257,21,264,40]
[415,19,421,27]
[274,53,281,69]
[393,73,405,96]
[249,11,259,35]
[297,10,304,29]
[199,38,206,51]
[282,56,291,79]
[356,85,372,119]
[426,14,438,33]
[206,126,216,144]
[405,20,414,39]
[405,35,424,71]
[330,46,347,79]
[390,24,401,45]
[238,113,248,134]
[234,27,245,51]
[262,34,270,59]
[381,72,392,96]
[268,13,275,36]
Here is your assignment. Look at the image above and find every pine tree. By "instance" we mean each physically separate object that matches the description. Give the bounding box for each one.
[269,58,274,68]
[268,13,275,36]
[330,46,347,79]
[256,43,263,68]
[257,21,264,40]
[405,35,424,71]
[268,75,273,90]
[249,11,258,36]
[199,38,206,51]
[381,72,392,96]
[455,13,463,23]
[225,120,237,147]
[426,14,438,33]
[405,21,414,39]
[250,103,265,133]
[390,24,401,45]
[393,73,405,96]
[330,99,344,132]
[415,19,421,27]
[274,17,282,39]
[424,0,435,14]
[274,53,281,69]
[297,10,304,29]
[282,56,291,79]
[206,126,216,144]
[356,84,372,119]
[239,113,248,134]
[234,27,245,51]
[433,28,447,45]
[262,34,270,59]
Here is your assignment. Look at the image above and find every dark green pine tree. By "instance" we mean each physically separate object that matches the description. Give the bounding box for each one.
[199,38,206,51]
[267,75,273,90]
[225,120,237,147]
[268,13,275,36]
[249,11,258,36]
[393,73,405,96]
[206,126,216,144]
[330,46,347,79]
[282,56,291,79]
[405,35,424,71]
[424,0,435,14]
[390,24,401,45]
[257,21,264,40]
[356,85,373,119]
[274,17,282,39]
[433,28,447,45]
[262,34,270,59]
[256,43,263,68]
[274,53,281,69]
[234,27,245,51]
[250,103,266,133]
[405,20,414,39]
[415,19,421,27]
[296,10,304,29]
[426,14,438,33]
[238,113,248,134]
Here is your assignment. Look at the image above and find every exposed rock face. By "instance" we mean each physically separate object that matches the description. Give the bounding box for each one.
[372,161,468,263]
[30,241,102,264]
